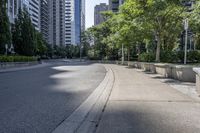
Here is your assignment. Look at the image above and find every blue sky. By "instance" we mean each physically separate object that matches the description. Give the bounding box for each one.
[85,0,108,29]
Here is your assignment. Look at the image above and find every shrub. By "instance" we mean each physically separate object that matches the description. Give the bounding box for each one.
[138,52,155,62]
[0,56,37,62]
[176,50,200,63]
[160,51,179,63]
[187,50,200,63]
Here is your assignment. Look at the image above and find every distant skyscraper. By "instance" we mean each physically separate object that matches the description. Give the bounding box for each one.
[94,3,109,25]
[109,0,124,12]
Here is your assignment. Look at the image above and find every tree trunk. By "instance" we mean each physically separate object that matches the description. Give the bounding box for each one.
[156,35,161,62]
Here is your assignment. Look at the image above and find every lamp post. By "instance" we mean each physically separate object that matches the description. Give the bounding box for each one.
[121,43,124,65]
[80,43,82,61]
[5,44,8,56]
[184,18,188,65]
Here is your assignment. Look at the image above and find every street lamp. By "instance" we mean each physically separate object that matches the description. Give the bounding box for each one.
[184,18,188,65]
[5,44,8,56]
[122,43,124,65]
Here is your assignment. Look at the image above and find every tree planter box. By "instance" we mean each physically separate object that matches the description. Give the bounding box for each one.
[172,65,196,82]
[154,63,172,78]
[193,68,200,94]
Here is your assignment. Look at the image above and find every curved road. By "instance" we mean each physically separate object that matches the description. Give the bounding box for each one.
[0,62,106,133]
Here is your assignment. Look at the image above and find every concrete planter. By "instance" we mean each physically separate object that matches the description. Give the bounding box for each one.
[141,62,156,72]
[123,61,128,66]
[128,61,135,67]
[127,62,156,73]
[172,65,196,82]
[154,63,172,78]
[193,68,200,94]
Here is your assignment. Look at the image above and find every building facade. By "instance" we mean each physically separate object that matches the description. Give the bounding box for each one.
[7,0,85,46]
[94,3,109,25]
[40,0,48,42]
[29,0,40,31]
[65,0,73,45]
[7,0,41,31]
[48,0,65,46]
[72,0,85,45]
[7,0,19,24]
[109,0,124,12]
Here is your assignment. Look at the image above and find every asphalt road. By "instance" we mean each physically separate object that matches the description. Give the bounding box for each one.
[0,62,106,133]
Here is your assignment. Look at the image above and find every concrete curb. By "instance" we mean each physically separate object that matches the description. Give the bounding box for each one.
[52,65,115,133]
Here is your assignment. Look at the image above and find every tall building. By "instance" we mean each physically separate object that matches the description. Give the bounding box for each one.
[69,0,85,45]
[40,0,48,42]
[7,0,19,24]
[7,0,41,31]
[48,0,65,46]
[29,0,40,31]
[65,0,73,45]
[109,0,124,12]
[7,0,85,46]
[94,3,109,25]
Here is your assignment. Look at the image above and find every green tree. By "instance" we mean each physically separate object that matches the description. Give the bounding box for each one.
[0,0,11,54]
[120,0,186,62]
[12,9,36,56]
[35,32,47,56]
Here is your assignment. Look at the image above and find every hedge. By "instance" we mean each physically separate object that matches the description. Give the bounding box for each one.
[0,56,37,62]
[138,50,200,63]
[138,52,155,62]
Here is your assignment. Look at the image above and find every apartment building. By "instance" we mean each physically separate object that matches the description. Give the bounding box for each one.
[48,0,65,46]
[65,0,73,45]
[40,0,48,42]
[7,0,40,31]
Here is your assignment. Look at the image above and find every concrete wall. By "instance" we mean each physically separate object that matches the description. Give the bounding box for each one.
[193,68,200,94]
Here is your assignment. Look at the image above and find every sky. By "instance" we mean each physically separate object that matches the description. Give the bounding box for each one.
[85,0,108,29]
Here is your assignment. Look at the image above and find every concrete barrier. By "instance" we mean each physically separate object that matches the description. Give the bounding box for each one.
[127,61,196,82]
[172,65,196,82]
[193,68,200,94]
[154,63,172,78]
[0,61,39,69]
[89,60,197,83]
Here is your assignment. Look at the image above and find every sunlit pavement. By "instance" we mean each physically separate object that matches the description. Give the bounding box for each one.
[96,64,200,133]
[0,61,106,133]
[1,62,200,133]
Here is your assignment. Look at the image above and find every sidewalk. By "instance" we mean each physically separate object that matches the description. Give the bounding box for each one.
[96,64,200,133]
